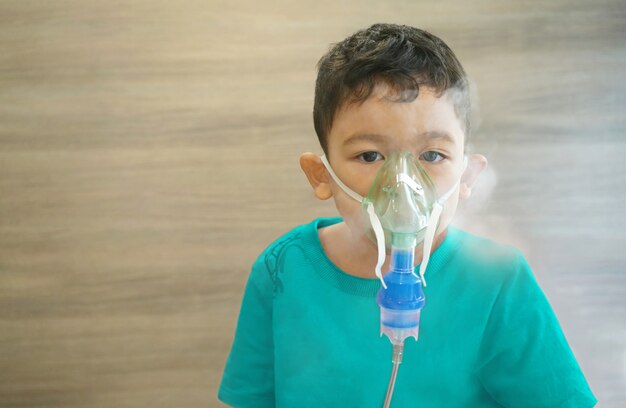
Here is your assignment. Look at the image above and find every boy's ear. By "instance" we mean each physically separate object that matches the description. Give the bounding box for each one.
[459,154,488,200]
[299,152,333,200]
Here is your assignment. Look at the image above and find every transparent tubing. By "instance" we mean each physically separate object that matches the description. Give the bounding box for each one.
[382,343,404,408]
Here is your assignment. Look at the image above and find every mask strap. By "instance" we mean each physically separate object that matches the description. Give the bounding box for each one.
[419,156,468,286]
[320,155,364,203]
[437,156,468,204]
[321,155,387,287]
[418,203,443,287]
[366,203,388,289]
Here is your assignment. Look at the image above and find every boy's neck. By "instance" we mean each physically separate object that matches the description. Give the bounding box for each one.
[318,221,448,280]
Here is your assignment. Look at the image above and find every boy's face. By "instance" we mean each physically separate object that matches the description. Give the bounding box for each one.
[302,82,485,250]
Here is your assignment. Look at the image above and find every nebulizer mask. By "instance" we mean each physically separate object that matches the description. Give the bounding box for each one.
[321,151,466,407]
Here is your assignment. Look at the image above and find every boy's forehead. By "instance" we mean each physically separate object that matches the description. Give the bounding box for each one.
[330,84,465,148]
[341,130,458,148]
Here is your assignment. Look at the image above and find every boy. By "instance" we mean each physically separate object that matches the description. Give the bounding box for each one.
[218,24,596,407]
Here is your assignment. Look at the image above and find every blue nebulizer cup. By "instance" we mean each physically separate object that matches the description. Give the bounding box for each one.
[376,234,425,345]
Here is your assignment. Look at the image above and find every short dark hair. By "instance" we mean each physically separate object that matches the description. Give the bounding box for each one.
[313,23,470,154]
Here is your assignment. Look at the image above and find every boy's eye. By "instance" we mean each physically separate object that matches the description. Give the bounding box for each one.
[419,151,445,163]
[357,151,384,163]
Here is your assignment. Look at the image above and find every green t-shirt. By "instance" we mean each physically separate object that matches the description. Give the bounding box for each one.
[218,218,596,407]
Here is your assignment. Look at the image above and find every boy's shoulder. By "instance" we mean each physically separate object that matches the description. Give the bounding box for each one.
[245,218,341,295]
[256,217,338,259]
[449,225,535,291]
[452,226,521,262]
[251,217,340,279]
[450,229,540,299]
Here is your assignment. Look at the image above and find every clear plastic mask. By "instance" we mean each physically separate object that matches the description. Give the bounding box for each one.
[363,151,438,250]
[320,152,466,287]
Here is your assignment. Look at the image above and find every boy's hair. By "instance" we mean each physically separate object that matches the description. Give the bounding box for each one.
[313,23,470,154]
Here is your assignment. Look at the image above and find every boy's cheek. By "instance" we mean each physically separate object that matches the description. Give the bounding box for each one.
[333,193,361,223]
[334,195,372,239]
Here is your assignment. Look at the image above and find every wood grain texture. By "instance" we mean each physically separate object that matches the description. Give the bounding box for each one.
[1,1,624,407]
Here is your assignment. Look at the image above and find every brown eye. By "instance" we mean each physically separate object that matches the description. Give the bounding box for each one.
[420,151,444,163]
[358,151,383,163]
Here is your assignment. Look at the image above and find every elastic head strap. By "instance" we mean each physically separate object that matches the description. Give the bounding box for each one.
[420,156,468,285]
[418,203,443,287]
[320,155,364,203]
[366,203,387,289]
[437,156,468,204]
[321,155,385,286]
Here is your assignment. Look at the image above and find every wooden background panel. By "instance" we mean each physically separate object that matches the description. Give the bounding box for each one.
[0,0,624,407]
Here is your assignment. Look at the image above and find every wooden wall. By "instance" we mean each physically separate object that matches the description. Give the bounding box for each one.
[1,1,624,406]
